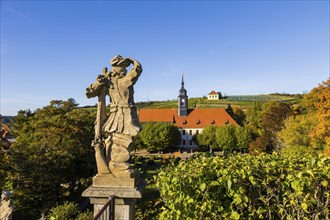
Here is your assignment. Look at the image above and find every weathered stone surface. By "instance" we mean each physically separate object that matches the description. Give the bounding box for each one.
[93,198,137,220]
[86,55,142,178]
[0,191,14,220]
[82,179,146,199]
[92,170,141,188]
[111,145,130,162]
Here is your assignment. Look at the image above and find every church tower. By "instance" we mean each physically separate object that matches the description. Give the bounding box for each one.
[178,74,188,116]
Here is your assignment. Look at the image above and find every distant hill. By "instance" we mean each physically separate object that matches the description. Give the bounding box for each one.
[80,94,302,112]
[135,94,302,110]
[226,94,302,103]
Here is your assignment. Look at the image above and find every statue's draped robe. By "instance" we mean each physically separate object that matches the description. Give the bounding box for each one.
[103,64,142,138]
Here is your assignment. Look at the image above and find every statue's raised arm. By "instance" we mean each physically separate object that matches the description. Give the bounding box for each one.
[126,57,142,85]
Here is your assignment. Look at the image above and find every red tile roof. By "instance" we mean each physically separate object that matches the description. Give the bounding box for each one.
[138,108,238,128]
[208,91,218,95]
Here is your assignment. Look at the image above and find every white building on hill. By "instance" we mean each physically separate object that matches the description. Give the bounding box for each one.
[207,91,221,100]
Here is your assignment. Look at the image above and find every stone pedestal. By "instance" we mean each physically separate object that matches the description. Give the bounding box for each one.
[82,178,146,220]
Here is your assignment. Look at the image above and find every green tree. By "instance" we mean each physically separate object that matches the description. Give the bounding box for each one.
[135,122,181,152]
[215,124,237,153]
[0,148,10,192]
[246,102,293,153]
[226,105,246,126]
[261,102,293,135]
[278,114,316,150]
[232,107,246,126]
[0,115,11,192]
[193,125,217,151]
[244,101,263,136]
[235,126,252,151]
[7,99,96,219]
[194,125,252,153]
[226,104,234,118]
[261,102,293,152]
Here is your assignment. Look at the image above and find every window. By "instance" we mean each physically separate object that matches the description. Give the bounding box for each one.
[196,130,199,135]
[183,140,186,145]
[189,140,193,145]
[189,130,192,135]
[182,130,186,135]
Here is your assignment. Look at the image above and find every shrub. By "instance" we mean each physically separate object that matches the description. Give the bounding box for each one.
[156,153,330,219]
[47,202,79,220]
[75,211,93,220]
[47,202,92,220]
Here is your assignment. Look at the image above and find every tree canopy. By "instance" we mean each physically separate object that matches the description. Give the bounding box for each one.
[303,78,330,151]
[192,125,217,151]
[194,125,251,153]
[278,78,330,155]
[216,124,238,152]
[245,101,293,153]
[134,122,181,152]
[6,99,96,219]
[278,114,316,149]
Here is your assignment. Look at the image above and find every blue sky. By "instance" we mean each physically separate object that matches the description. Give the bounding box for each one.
[1,1,329,116]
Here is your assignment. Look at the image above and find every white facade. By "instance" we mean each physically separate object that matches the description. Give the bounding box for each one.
[207,91,220,100]
[179,128,203,149]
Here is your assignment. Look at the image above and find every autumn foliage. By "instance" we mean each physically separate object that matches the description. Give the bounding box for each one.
[302,78,330,154]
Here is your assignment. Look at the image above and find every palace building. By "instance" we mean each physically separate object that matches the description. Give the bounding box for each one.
[138,76,238,149]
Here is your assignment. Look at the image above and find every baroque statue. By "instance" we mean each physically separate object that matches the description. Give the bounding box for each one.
[86,55,142,180]
[0,191,14,220]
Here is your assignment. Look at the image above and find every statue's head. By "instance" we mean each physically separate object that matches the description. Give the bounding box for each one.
[110,55,130,78]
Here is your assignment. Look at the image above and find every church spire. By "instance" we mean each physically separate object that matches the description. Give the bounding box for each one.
[179,74,187,96]
[178,74,188,116]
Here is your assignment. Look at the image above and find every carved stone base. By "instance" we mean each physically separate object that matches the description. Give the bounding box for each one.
[92,169,141,188]
[82,180,146,220]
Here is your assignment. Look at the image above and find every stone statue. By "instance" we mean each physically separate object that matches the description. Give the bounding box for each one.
[86,55,142,181]
[83,55,145,219]
[0,191,14,220]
